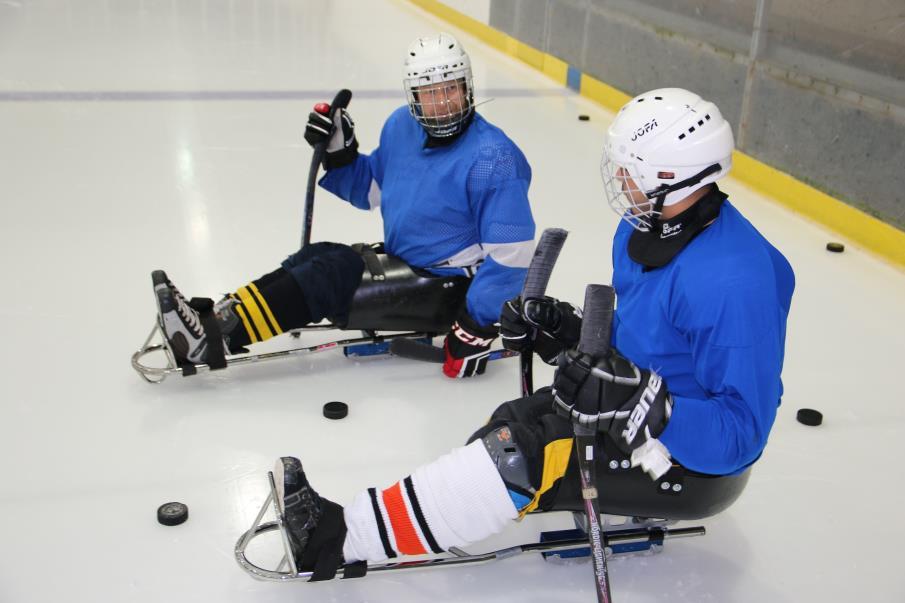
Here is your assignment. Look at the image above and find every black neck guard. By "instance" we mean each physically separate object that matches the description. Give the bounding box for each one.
[424,112,474,149]
[628,185,727,269]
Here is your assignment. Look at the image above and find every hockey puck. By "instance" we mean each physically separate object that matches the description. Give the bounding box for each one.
[796,408,823,426]
[826,242,845,253]
[323,401,348,420]
[578,114,590,121]
[157,502,189,526]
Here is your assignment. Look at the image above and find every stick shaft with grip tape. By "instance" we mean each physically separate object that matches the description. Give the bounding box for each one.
[302,89,352,248]
[574,283,616,602]
[518,228,568,396]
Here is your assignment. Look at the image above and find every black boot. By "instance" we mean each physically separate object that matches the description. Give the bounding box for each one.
[152,270,219,364]
[275,457,349,581]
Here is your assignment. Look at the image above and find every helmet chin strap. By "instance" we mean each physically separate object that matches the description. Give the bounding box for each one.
[644,163,723,229]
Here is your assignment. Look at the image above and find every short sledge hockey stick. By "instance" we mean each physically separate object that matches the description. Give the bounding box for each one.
[302,88,352,248]
[519,227,569,396]
[573,284,616,602]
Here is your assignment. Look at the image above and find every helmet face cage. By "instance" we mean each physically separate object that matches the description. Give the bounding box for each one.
[404,70,474,138]
[600,149,659,232]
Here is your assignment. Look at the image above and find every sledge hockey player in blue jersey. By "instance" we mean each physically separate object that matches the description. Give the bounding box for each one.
[263,89,794,580]
[150,33,535,379]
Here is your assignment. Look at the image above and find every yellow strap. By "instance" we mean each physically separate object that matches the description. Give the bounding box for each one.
[248,283,283,336]
[519,437,574,518]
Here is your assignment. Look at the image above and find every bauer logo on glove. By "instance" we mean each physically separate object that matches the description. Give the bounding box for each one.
[552,346,675,479]
[621,371,665,445]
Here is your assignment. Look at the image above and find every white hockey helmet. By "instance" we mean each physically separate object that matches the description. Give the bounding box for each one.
[403,33,474,138]
[600,88,734,231]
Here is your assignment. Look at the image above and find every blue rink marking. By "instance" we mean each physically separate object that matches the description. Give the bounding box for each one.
[0,88,575,102]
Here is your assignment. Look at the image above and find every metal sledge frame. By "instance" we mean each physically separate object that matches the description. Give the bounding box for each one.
[131,320,437,384]
[234,472,706,582]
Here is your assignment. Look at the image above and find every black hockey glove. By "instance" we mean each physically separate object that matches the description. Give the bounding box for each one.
[304,104,359,170]
[443,310,498,379]
[552,347,674,479]
[499,296,582,364]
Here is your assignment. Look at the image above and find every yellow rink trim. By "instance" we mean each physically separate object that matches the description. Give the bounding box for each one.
[731,152,905,268]
[406,0,905,271]
[579,74,631,113]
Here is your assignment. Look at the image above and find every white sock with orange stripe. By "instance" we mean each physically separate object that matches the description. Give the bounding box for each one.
[342,440,518,562]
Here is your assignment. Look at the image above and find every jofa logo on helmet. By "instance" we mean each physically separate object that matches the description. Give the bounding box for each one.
[622,372,662,444]
[631,119,658,141]
[421,63,459,74]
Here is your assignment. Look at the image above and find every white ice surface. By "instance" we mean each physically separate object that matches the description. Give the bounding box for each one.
[1,1,904,601]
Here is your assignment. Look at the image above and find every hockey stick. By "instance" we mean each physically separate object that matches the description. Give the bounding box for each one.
[388,337,518,363]
[519,228,569,396]
[302,88,352,248]
[573,284,616,602]
[387,228,567,385]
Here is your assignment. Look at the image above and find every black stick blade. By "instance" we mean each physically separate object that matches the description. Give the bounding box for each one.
[521,228,569,301]
[578,284,615,357]
[389,338,444,363]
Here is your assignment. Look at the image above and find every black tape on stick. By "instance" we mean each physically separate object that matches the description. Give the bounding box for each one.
[578,284,615,357]
[521,228,569,301]
[519,227,569,397]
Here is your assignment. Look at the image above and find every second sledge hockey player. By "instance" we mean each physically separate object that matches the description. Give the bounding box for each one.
[151,32,535,379]
[266,88,795,580]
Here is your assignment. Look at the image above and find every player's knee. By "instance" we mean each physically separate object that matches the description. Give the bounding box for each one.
[482,387,557,427]
[286,241,360,266]
[280,246,364,323]
[470,422,542,512]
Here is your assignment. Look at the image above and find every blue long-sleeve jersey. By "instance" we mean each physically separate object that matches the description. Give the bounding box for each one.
[611,200,794,475]
[319,107,536,327]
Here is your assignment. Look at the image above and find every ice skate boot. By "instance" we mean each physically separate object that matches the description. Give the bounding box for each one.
[274,457,352,580]
[151,270,230,367]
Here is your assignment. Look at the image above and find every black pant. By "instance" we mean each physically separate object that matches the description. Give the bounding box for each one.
[468,388,751,520]
[281,242,365,324]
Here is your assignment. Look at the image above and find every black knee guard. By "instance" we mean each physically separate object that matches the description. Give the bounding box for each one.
[470,388,591,514]
[476,424,538,511]
[343,247,469,332]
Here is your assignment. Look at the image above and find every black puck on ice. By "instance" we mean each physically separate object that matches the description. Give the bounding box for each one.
[323,401,349,420]
[157,502,189,526]
[796,408,823,426]
[826,242,845,253]
[578,114,590,121]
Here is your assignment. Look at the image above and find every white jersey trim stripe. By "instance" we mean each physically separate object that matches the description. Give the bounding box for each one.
[484,240,534,268]
[367,179,381,209]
